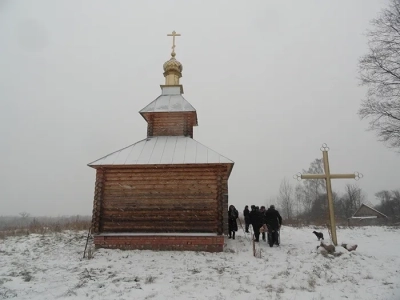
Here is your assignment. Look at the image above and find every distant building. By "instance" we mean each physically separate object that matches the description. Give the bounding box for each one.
[348,203,388,226]
[88,32,234,252]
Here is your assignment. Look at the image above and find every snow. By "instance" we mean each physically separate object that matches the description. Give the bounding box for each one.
[88,136,234,166]
[139,91,196,113]
[1,226,400,300]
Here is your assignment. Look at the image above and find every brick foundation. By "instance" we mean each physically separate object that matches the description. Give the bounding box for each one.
[94,234,224,252]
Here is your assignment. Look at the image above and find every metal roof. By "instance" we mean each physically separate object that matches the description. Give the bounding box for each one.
[88,136,234,167]
[139,86,196,113]
[352,203,388,219]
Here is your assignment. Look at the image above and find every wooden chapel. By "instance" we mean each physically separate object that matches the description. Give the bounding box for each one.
[88,31,234,252]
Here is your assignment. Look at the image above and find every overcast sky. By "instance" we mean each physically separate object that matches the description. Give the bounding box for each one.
[1,0,399,216]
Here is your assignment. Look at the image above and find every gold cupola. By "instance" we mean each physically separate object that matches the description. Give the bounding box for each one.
[163,31,182,86]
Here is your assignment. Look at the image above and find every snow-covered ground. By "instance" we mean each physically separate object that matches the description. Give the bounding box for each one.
[0,226,399,300]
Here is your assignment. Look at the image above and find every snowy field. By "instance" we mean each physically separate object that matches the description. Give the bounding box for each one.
[1,226,399,300]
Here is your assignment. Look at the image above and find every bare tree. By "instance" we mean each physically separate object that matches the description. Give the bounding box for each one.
[375,189,400,218]
[294,183,304,218]
[337,184,365,219]
[359,0,400,149]
[392,190,400,216]
[278,177,294,220]
[19,212,30,219]
[301,158,326,215]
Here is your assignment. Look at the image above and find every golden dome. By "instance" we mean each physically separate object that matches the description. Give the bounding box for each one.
[163,52,183,74]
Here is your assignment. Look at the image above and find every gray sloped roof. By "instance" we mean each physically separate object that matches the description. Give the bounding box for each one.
[88,136,234,167]
[139,86,196,113]
[140,94,196,112]
[352,203,388,218]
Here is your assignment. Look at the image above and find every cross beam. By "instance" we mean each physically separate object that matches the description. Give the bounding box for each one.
[294,144,363,245]
[167,30,181,55]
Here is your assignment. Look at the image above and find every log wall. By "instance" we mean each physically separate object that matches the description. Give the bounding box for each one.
[147,112,195,137]
[92,164,229,234]
[94,235,224,252]
[91,169,105,234]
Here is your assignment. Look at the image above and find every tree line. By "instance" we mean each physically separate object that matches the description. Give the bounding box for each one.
[275,158,399,224]
[358,0,400,150]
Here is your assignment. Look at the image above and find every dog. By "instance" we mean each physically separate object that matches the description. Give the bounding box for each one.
[312,231,324,241]
[260,225,267,233]
[341,243,358,252]
[317,241,335,254]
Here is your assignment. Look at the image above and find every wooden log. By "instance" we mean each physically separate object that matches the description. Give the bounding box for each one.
[102,215,217,222]
[104,174,218,180]
[102,191,216,197]
[102,203,217,209]
[103,182,219,189]
[103,165,227,173]
[101,223,216,231]
[104,177,218,183]
[101,220,217,226]
[102,196,217,202]
[102,210,216,216]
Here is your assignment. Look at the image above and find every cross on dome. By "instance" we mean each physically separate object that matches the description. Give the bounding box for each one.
[167,30,181,57]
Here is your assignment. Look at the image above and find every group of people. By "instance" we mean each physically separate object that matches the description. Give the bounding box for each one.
[228,204,283,246]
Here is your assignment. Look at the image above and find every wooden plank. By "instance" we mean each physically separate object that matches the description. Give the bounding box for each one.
[102,193,217,198]
[103,190,216,196]
[102,197,217,203]
[103,175,218,181]
[101,220,217,228]
[102,211,217,217]
[152,118,186,122]
[103,180,218,186]
[103,191,217,198]
[102,203,216,209]
[102,213,217,219]
[102,215,217,221]
[103,185,217,190]
[102,195,217,200]
[101,227,216,233]
[102,209,217,215]
[102,205,217,211]
[102,199,217,205]
[103,186,218,193]
[104,166,225,173]
[101,220,217,226]
[102,195,217,201]
[103,182,218,187]
[102,215,217,222]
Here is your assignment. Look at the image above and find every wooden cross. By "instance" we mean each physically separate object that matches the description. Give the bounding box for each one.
[294,144,363,245]
[167,30,181,54]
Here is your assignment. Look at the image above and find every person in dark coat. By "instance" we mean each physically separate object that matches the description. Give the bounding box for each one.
[243,205,250,233]
[249,205,263,242]
[260,206,267,241]
[264,205,283,246]
[228,205,239,239]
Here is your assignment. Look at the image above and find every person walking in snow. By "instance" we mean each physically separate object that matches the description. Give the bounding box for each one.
[264,205,282,247]
[249,205,263,242]
[228,205,239,239]
[260,206,267,242]
[243,205,250,233]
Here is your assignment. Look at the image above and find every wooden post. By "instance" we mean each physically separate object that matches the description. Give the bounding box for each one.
[217,168,223,235]
[295,144,362,245]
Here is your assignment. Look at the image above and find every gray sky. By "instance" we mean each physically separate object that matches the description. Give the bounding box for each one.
[1,0,399,216]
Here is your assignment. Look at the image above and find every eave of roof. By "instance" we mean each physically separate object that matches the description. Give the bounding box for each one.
[88,136,234,171]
